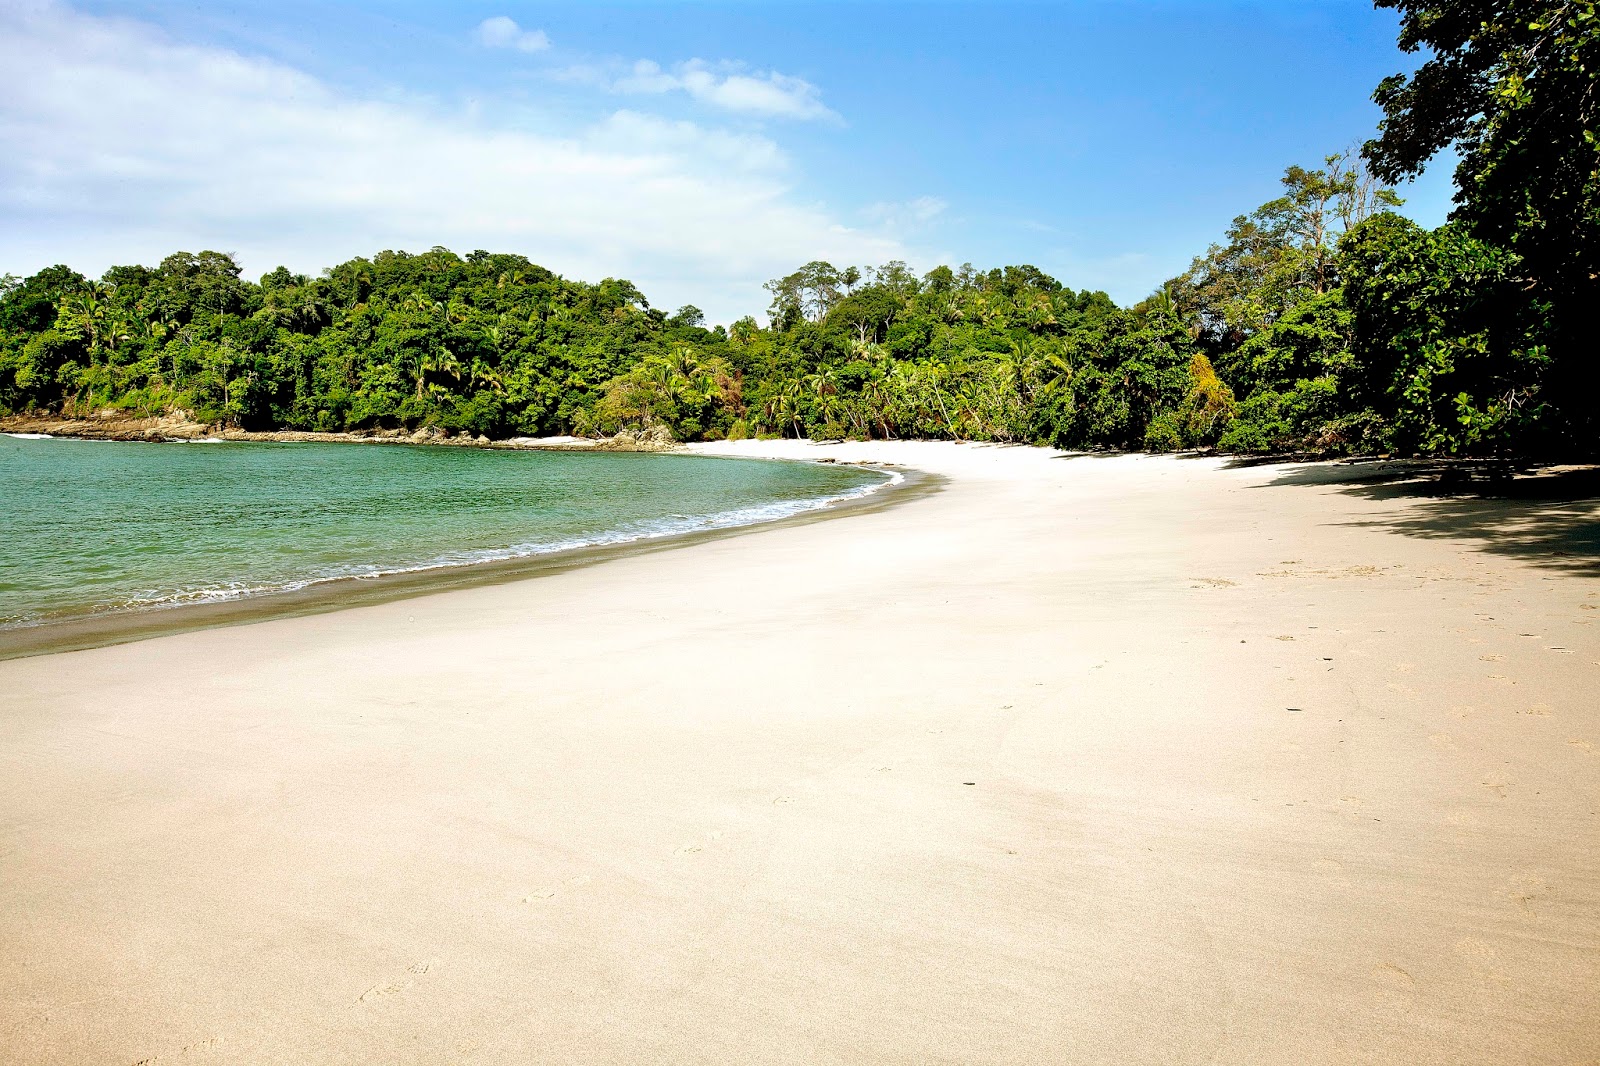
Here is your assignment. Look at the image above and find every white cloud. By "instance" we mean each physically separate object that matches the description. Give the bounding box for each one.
[863,196,948,229]
[560,58,838,122]
[0,3,902,324]
[475,16,549,54]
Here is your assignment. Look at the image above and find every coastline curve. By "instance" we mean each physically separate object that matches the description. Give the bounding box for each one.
[0,455,943,662]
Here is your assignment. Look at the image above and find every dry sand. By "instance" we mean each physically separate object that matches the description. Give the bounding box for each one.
[1,441,1596,1065]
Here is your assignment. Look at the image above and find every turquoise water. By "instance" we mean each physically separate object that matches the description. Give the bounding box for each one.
[0,436,890,630]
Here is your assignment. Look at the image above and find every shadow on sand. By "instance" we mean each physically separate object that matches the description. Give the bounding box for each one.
[1231,458,1600,578]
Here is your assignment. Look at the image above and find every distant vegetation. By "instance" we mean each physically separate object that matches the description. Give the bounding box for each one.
[2,0,1592,458]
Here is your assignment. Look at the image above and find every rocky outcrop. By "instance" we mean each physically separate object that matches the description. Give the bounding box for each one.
[0,410,216,441]
[594,425,676,452]
[0,411,684,453]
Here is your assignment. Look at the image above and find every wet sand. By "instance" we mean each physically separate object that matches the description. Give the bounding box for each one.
[1,442,1596,1064]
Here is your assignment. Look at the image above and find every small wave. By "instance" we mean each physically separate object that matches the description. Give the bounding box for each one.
[3,432,54,440]
[1,462,902,630]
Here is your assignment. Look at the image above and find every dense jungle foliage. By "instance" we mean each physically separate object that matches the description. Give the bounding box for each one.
[2,0,1593,457]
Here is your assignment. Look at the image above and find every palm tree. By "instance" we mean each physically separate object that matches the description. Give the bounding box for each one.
[401,291,444,319]
[467,357,504,395]
[416,347,461,399]
[1011,338,1072,406]
[859,374,895,438]
[920,359,958,436]
[1022,294,1058,331]
[804,367,852,437]
[56,282,117,361]
[763,379,806,438]
[295,290,329,331]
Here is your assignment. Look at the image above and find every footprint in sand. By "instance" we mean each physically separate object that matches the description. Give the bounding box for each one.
[1481,779,1512,798]
[1508,876,1547,915]
[357,959,435,1003]
[1479,654,1505,662]
[1569,739,1594,753]
[675,844,702,855]
[1524,704,1553,717]
[1428,733,1458,751]
[156,1038,218,1058]
[1190,577,1237,589]
[772,795,794,805]
[523,877,592,903]
[358,981,408,1003]
[1371,962,1416,993]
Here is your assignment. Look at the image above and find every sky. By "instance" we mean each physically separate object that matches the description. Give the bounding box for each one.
[0,0,1456,324]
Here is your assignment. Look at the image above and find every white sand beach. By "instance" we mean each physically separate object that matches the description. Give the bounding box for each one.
[1,441,1596,1064]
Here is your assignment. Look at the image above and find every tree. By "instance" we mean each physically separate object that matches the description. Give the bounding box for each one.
[763,261,845,324]
[670,305,705,328]
[1365,0,1599,424]
[1180,153,1400,348]
[1259,153,1403,294]
[55,282,127,362]
[416,347,461,399]
[0,266,85,335]
[1342,213,1552,455]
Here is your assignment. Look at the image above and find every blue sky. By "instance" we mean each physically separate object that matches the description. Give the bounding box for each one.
[1,1,1453,322]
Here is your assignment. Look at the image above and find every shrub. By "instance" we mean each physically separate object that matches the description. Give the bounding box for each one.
[1142,411,1185,451]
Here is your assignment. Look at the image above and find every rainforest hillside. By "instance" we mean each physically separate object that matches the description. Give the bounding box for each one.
[2,0,1594,457]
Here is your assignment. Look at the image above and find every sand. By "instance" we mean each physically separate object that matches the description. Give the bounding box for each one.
[1,441,1596,1065]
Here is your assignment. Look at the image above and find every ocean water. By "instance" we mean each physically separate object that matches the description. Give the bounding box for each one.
[0,436,891,630]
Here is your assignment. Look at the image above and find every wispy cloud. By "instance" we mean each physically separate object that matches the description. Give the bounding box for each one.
[557,58,838,122]
[475,16,549,54]
[0,3,900,323]
[863,196,949,229]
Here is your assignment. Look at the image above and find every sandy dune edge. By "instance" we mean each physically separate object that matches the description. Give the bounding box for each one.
[1,441,1596,1064]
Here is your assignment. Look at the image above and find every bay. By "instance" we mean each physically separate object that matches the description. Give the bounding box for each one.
[0,437,889,630]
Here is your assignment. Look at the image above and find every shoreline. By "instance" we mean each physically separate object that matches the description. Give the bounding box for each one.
[0,456,938,662]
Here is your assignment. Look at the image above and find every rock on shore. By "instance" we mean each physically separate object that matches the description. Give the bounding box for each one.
[0,412,678,451]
